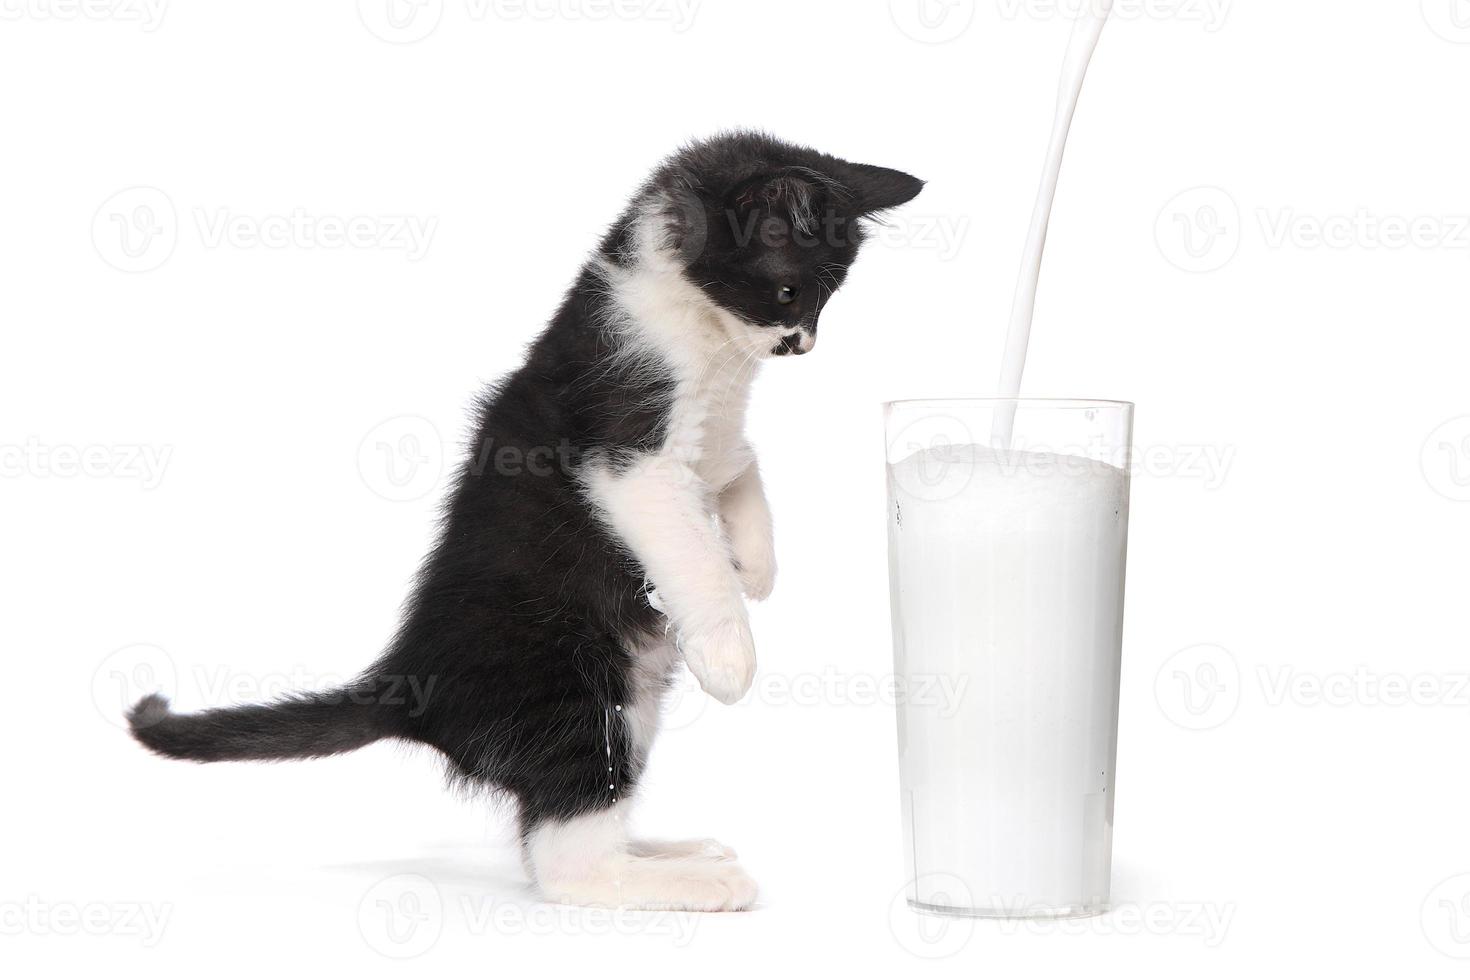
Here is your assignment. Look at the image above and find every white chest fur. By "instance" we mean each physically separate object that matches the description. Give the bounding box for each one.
[599,253,764,490]
[580,233,771,710]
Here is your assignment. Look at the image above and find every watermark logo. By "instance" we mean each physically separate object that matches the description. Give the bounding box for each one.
[358,874,443,958]
[92,644,178,729]
[356,872,700,953]
[359,416,445,502]
[887,414,977,504]
[1154,643,1240,730]
[889,413,1226,504]
[1155,186,1240,273]
[1422,0,1470,43]
[1159,188,1470,272]
[1422,416,1470,502]
[890,0,977,44]
[92,645,438,726]
[93,187,177,273]
[889,873,976,958]
[92,187,436,271]
[1157,652,1470,728]
[358,0,444,43]
[1422,873,1470,958]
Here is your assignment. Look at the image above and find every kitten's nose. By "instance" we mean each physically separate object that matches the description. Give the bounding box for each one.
[775,331,816,356]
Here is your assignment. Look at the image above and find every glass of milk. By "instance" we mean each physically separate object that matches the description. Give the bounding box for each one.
[885,397,1133,918]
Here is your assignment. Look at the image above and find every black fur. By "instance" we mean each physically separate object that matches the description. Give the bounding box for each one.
[128,131,922,842]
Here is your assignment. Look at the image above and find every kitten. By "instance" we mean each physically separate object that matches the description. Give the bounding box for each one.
[129,131,923,911]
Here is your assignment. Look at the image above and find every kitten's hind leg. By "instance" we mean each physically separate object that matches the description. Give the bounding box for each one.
[525,805,756,912]
[503,629,753,910]
[627,838,738,862]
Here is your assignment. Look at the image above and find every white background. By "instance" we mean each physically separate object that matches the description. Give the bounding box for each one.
[4,0,1470,975]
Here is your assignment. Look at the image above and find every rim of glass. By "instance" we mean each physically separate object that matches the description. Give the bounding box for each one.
[883,396,1134,410]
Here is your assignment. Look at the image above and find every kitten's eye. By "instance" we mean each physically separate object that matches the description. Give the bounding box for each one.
[776,285,799,305]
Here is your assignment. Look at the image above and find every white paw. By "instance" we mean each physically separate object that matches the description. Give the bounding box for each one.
[629,838,739,862]
[736,550,777,602]
[541,857,759,912]
[681,618,756,705]
[701,861,759,911]
[633,858,757,912]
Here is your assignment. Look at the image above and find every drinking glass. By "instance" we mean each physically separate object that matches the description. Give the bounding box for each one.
[884,397,1133,918]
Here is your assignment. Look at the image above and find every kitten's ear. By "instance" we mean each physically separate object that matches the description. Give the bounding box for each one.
[840,163,925,215]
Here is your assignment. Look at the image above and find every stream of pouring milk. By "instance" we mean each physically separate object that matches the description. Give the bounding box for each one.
[991,0,1114,446]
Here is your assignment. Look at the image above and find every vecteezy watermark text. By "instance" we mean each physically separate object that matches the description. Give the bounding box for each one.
[193,208,436,258]
[93,187,437,273]
[0,0,168,30]
[888,874,1235,958]
[1156,643,1470,730]
[357,0,700,44]
[1157,186,1470,273]
[357,873,699,958]
[92,643,439,728]
[0,438,172,489]
[995,0,1229,31]
[0,897,172,946]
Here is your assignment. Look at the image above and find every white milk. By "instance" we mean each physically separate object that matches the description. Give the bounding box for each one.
[992,0,1115,446]
[888,445,1129,913]
[886,2,1125,916]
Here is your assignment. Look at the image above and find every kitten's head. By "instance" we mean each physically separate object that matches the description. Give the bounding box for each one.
[639,132,924,357]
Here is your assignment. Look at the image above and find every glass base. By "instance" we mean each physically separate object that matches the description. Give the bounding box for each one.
[908,899,1109,920]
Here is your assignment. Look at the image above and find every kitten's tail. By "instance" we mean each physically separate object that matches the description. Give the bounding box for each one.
[127,688,394,763]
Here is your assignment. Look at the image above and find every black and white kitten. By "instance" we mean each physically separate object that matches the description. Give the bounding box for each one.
[129,131,923,911]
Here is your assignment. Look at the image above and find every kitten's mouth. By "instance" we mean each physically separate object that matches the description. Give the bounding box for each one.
[770,331,815,357]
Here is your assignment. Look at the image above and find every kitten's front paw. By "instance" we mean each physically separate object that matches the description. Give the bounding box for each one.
[682,618,756,705]
[736,551,776,602]
[729,537,776,605]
